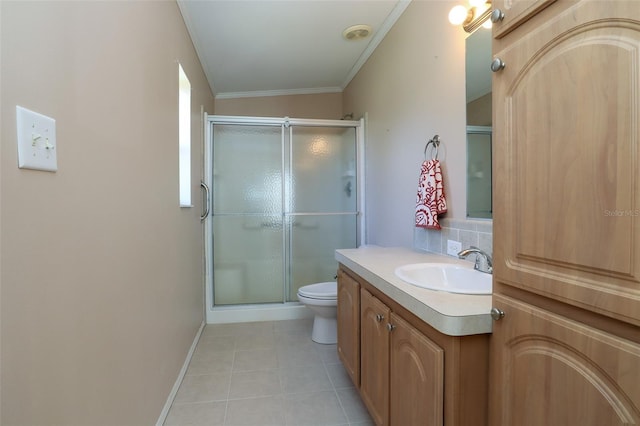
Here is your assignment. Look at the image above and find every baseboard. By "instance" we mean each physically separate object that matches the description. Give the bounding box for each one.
[155,320,205,426]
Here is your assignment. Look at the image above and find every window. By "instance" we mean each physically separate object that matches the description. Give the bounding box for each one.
[178,64,191,207]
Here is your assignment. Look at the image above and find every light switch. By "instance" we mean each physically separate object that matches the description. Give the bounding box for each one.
[16,106,57,172]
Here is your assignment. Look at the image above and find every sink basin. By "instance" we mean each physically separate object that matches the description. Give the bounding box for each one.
[394,263,492,295]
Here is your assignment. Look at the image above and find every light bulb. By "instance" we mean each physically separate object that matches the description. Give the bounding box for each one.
[448,5,469,25]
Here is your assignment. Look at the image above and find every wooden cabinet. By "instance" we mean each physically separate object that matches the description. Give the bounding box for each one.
[491,294,640,425]
[491,0,556,39]
[493,0,640,326]
[360,288,444,426]
[338,266,488,426]
[337,268,360,387]
[389,313,444,426]
[360,288,391,425]
[491,1,640,424]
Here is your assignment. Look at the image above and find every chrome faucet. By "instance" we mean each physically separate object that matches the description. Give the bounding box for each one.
[457,246,493,274]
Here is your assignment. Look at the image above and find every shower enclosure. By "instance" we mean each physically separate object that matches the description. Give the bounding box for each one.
[466,125,492,219]
[203,115,364,323]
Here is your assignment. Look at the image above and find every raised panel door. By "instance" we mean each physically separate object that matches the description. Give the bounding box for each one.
[389,313,444,426]
[491,0,556,39]
[492,0,640,325]
[360,288,390,426]
[337,269,360,387]
[489,294,640,425]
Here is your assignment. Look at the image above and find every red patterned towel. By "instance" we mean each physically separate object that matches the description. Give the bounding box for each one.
[415,159,447,229]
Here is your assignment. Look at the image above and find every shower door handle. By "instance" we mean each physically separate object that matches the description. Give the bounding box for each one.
[200,181,210,221]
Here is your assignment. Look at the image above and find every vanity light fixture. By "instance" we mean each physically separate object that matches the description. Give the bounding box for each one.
[448,0,492,33]
[342,24,372,41]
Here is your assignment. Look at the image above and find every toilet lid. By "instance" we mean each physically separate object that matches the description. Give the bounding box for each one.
[298,282,337,300]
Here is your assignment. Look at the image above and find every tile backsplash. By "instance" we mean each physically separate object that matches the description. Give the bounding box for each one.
[414,218,493,261]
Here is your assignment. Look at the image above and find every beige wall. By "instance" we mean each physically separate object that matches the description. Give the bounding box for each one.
[467,92,492,126]
[215,92,343,119]
[343,0,468,247]
[0,1,214,424]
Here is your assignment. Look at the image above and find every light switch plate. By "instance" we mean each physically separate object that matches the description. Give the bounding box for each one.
[447,239,462,256]
[16,106,57,172]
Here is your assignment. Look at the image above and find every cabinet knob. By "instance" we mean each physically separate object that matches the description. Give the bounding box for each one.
[387,323,396,332]
[491,8,505,23]
[491,58,506,72]
[490,307,505,321]
[375,313,385,323]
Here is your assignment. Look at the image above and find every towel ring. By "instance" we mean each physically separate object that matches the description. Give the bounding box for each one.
[424,135,441,160]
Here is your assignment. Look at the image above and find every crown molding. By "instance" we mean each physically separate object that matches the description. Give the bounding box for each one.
[215,87,343,100]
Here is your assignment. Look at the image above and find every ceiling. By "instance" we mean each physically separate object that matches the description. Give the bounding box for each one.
[177,0,411,99]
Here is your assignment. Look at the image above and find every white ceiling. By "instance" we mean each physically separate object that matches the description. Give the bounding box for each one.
[177,0,411,99]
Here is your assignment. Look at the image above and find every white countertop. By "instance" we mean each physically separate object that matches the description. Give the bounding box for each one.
[335,246,493,336]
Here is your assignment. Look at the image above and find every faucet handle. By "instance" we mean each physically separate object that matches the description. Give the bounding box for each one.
[471,247,493,274]
[473,256,484,272]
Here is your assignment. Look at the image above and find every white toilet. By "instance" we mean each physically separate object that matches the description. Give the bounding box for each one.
[297,281,338,344]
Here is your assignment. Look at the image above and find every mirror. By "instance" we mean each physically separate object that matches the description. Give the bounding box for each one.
[465,28,493,219]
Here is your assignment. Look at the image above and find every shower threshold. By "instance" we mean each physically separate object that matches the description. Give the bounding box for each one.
[206,301,313,324]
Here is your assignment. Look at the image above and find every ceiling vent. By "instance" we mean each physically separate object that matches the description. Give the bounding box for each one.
[342,24,372,40]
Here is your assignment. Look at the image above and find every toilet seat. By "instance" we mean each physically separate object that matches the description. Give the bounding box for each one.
[297,282,337,300]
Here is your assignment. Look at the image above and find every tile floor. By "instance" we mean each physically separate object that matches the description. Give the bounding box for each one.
[164,318,374,426]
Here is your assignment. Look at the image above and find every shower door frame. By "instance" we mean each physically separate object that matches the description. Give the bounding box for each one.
[203,115,365,324]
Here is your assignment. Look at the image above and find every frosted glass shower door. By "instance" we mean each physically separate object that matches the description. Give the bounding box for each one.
[212,124,283,305]
[287,126,358,301]
[466,127,492,219]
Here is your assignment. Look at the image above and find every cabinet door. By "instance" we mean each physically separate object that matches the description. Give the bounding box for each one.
[493,0,640,325]
[389,313,444,426]
[360,288,390,426]
[491,0,556,39]
[337,269,360,387]
[489,294,640,425]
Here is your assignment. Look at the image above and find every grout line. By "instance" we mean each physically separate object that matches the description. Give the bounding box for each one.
[334,388,351,425]
[222,323,235,426]
[322,358,352,425]
[222,400,228,426]
[224,388,339,402]
[165,319,371,425]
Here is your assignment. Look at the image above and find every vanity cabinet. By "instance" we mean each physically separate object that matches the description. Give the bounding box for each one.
[337,266,489,426]
[389,312,444,426]
[360,288,391,425]
[337,268,360,387]
[491,1,640,424]
[361,287,444,426]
